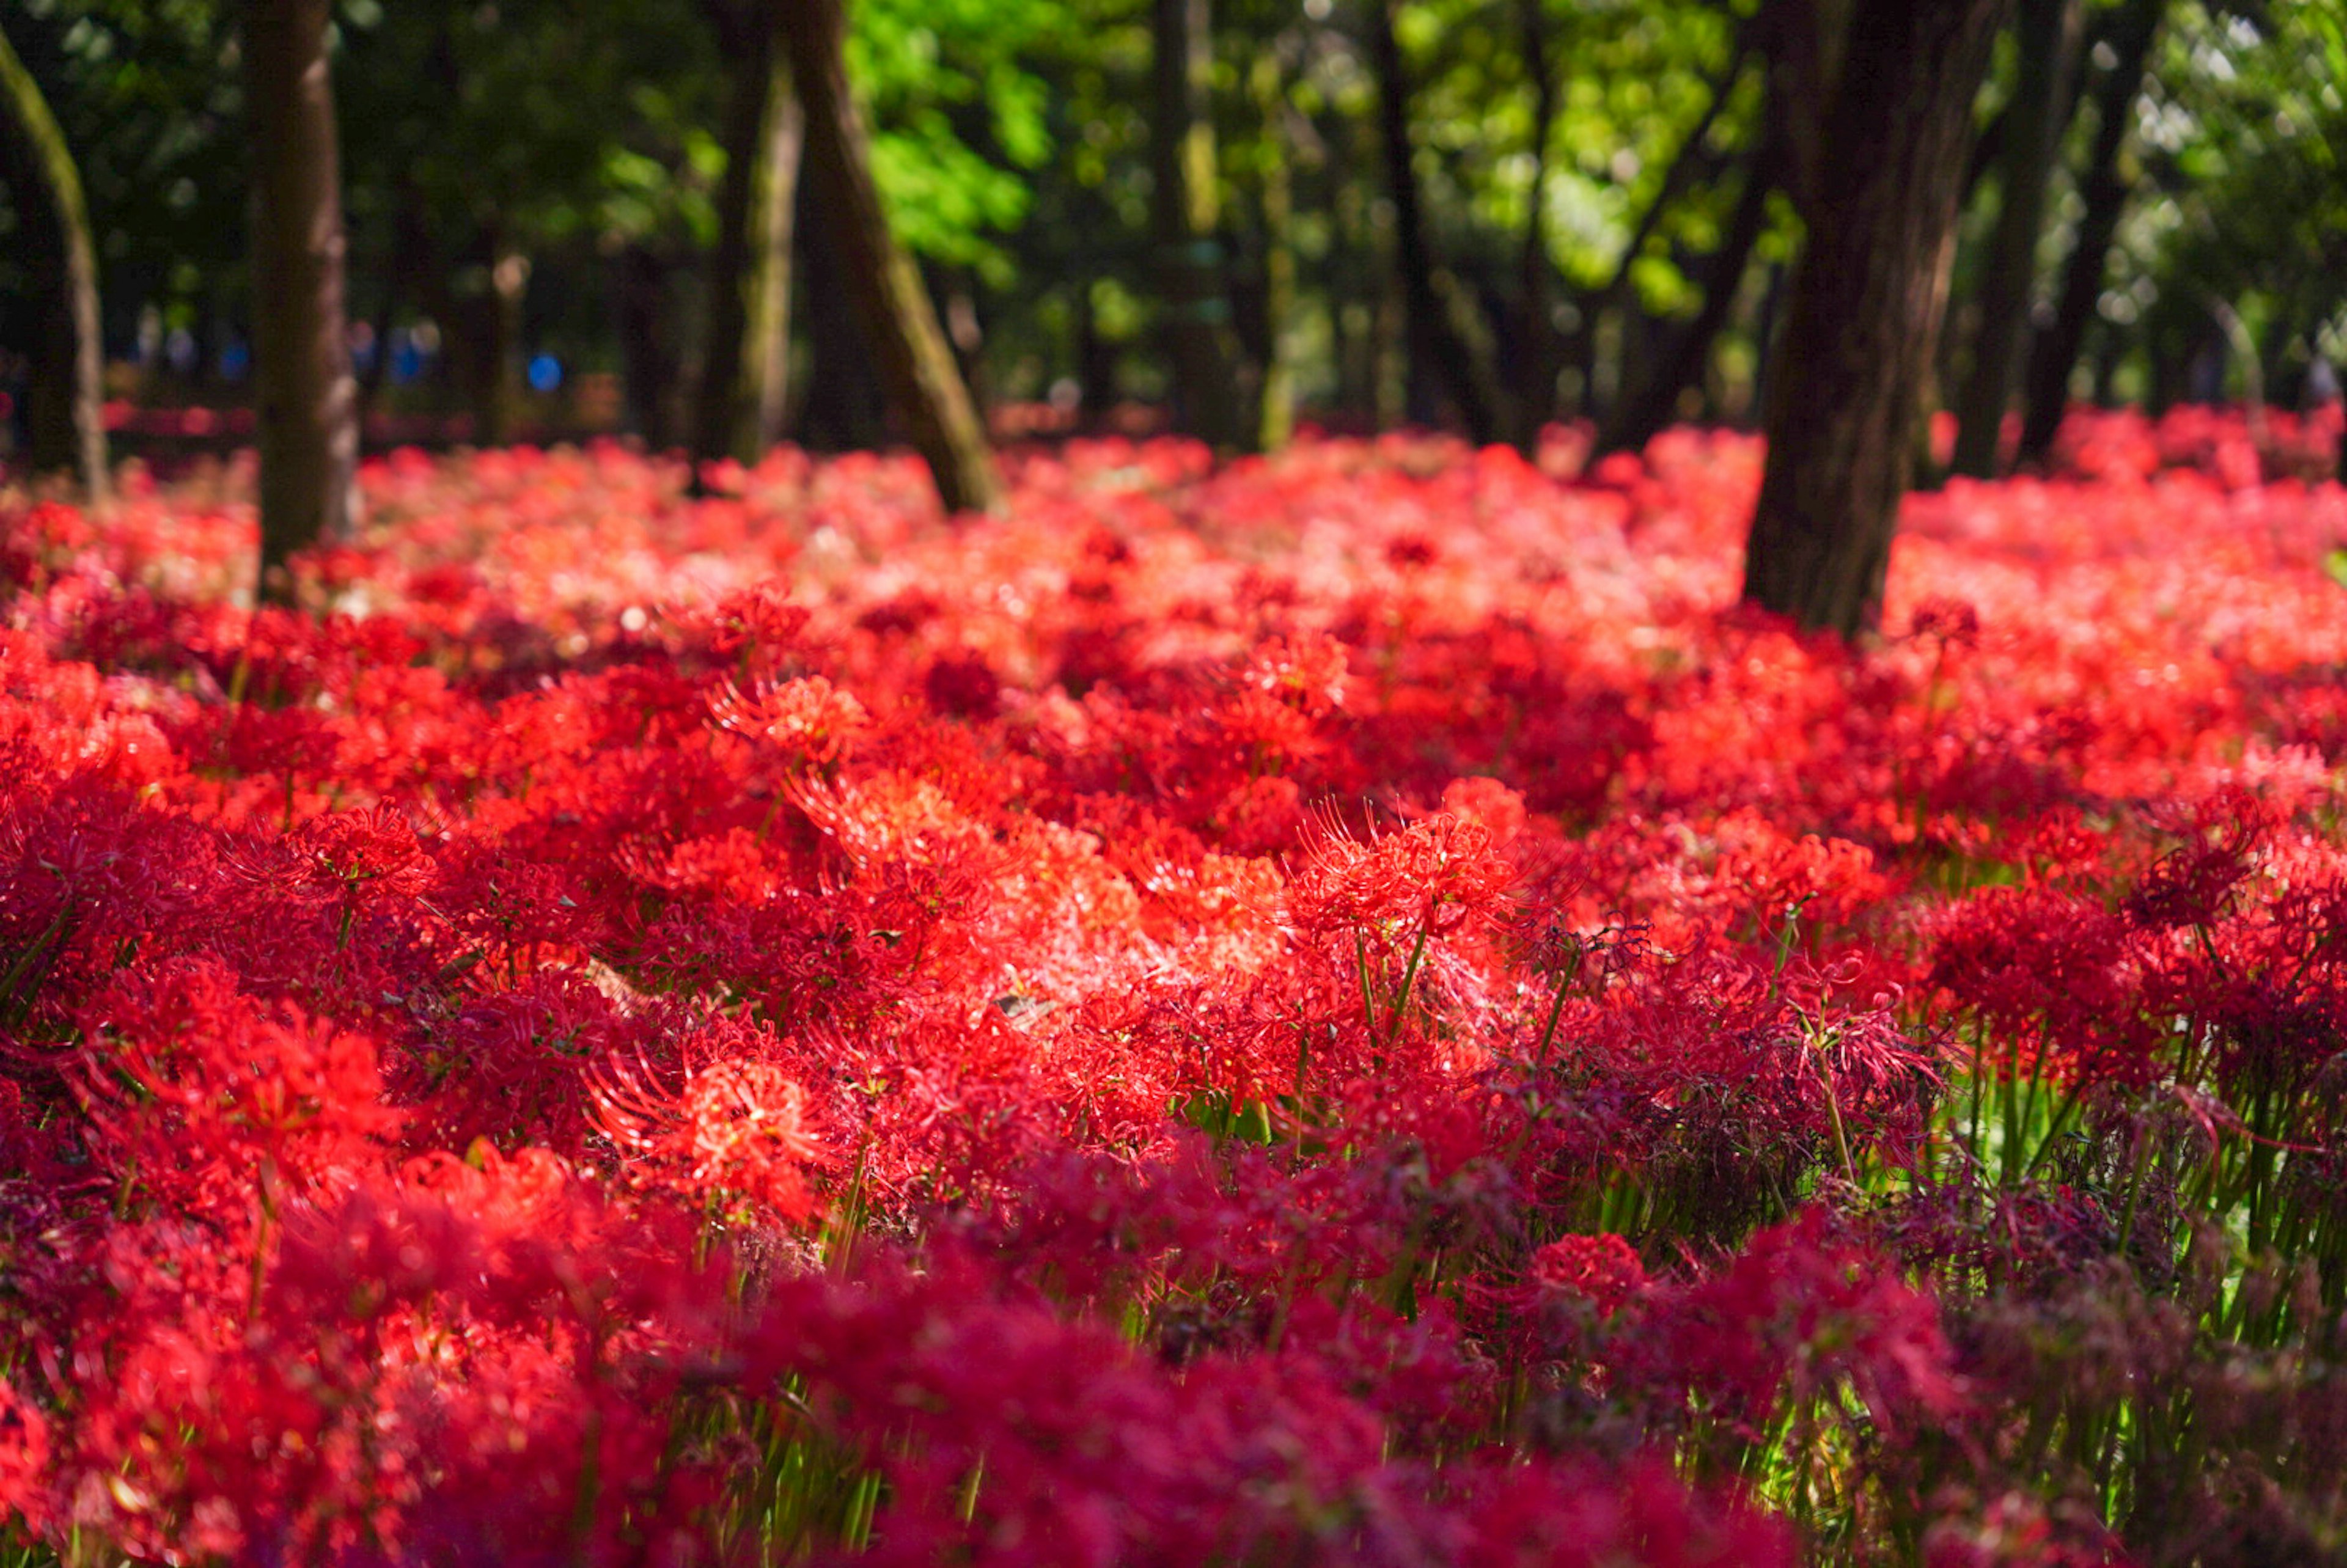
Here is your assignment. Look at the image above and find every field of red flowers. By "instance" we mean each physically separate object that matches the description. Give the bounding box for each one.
[3,407,2346,1566]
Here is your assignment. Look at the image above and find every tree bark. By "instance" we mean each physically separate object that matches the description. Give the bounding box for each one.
[2016,0,2164,465]
[1741,0,2009,639]
[1511,0,1559,452]
[1367,0,1500,442]
[245,0,359,601]
[1151,0,1244,449]
[615,244,681,447]
[1948,0,2085,477]
[1251,51,1298,453]
[778,0,1001,514]
[1599,148,1776,457]
[0,20,106,503]
[749,78,804,450]
[693,7,803,473]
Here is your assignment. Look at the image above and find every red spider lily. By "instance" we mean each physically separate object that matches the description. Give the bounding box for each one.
[1529,1233,1648,1318]
[2,419,2345,1561]
[591,1054,823,1223]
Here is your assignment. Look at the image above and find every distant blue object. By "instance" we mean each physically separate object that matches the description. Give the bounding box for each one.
[392,337,424,384]
[527,354,562,393]
[219,341,251,380]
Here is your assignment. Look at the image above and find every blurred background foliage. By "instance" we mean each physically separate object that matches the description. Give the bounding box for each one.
[0,0,2338,456]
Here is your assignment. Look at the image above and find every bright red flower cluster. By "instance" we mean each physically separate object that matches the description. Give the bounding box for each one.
[1,408,2343,1563]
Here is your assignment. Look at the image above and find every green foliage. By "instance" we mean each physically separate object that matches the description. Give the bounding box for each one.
[851,0,1063,277]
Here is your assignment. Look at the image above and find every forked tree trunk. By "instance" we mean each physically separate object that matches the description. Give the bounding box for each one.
[1600,148,1775,457]
[1151,0,1244,449]
[245,0,358,600]
[777,0,1001,515]
[1741,0,2008,639]
[2017,0,2164,465]
[0,20,106,504]
[1948,0,2085,477]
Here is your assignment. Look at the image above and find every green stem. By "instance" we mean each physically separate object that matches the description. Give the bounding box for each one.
[1386,924,1431,1046]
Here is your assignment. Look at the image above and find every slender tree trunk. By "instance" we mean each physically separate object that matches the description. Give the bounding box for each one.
[1151,0,1244,449]
[455,239,527,447]
[1367,0,1499,442]
[1251,51,1298,453]
[1948,0,2085,477]
[2017,0,2164,464]
[1591,32,1746,310]
[1073,279,1118,428]
[694,10,802,472]
[1326,111,1378,427]
[1741,0,2009,639]
[615,244,678,446]
[244,0,358,601]
[0,20,106,502]
[1511,0,1559,453]
[749,78,804,450]
[1600,150,1776,456]
[778,0,1001,513]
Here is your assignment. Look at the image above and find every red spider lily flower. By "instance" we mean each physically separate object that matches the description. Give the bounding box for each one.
[1288,811,1513,941]
[707,673,869,766]
[592,1055,823,1223]
[1529,1233,1648,1317]
[0,1377,49,1534]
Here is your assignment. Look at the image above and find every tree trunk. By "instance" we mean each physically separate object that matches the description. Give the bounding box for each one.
[1073,279,1119,427]
[1367,0,1499,442]
[1588,30,1747,311]
[778,0,1000,514]
[0,20,106,503]
[1948,0,2085,477]
[693,9,802,473]
[1251,51,1298,453]
[2017,0,2163,465]
[244,0,358,601]
[1741,0,2009,640]
[1511,0,1559,453]
[1600,149,1776,457]
[1151,0,1244,449]
[615,244,680,447]
[793,196,888,452]
[749,77,804,451]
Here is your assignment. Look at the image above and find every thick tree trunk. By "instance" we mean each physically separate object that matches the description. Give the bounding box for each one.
[1151,0,1244,449]
[244,0,358,601]
[1600,149,1775,457]
[1741,0,2009,639]
[0,20,106,503]
[1948,0,2085,477]
[793,197,888,451]
[778,0,1000,513]
[2017,0,2164,465]
[1367,0,1499,442]
[692,10,802,472]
